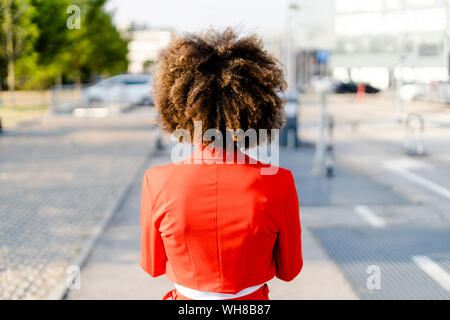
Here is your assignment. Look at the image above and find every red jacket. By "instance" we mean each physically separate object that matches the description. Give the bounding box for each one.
[140,146,302,293]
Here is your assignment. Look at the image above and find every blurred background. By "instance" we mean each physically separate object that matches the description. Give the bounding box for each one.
[0,0,449,300]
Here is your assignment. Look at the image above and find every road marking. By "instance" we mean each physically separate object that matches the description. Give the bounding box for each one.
[354,205,386,228]
[383,158,432,171]
[393,169,450,200]
[73,107,109,118]
[383,158,450,201]
[412,256,450,292]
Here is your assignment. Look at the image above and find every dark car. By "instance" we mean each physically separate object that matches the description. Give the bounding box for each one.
[333,81,380,94]
[364,84,380,94]
[334,81,357,93]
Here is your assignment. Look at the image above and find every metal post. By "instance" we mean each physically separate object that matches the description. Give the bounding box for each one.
[313,91,327,174]
[395,70,404,122]
[396,1,407,122]
[285,0,299,90]
[325,115,335,177]
[156,130,164,150]
[444,0,450,103]
[287,127,296,150]
[404,113,425,156]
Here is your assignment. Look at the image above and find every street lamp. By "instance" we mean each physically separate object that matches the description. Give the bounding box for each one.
[285,0,299,90]
[443,0,450,103]
[395,1,408,122]
[279,0,301,149]
[312,78,333,175]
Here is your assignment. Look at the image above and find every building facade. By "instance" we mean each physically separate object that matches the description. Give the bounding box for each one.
[127,30,174,74]
[331,0,449,89]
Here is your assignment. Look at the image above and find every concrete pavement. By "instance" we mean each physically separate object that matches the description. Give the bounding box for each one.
[0,109,157,299]
[67,92,450,300]
[3,91,450,299]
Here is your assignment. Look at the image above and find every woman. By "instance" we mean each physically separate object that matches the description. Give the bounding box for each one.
[140,29,302,300]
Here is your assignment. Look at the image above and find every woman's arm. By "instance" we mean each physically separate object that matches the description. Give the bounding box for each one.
[273,170,303,281]
[140,170,167,277]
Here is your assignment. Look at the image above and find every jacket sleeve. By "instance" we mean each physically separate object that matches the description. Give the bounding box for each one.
[274,170,303,281]
[140,170,167,277]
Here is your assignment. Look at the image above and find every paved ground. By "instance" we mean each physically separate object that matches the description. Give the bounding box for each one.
[299,92,450,299]
[2,92,450,300]
[0,108,157,299]
[66,148,174,300]
[67,138,448,300]
[67,92,450,300]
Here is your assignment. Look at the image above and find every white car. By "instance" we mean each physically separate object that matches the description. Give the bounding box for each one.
[400,83,424,101]
[83,74,153,107]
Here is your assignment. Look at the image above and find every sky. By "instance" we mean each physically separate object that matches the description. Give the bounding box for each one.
[105,0,288,33]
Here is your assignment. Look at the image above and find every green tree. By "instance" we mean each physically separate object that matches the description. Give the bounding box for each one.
[29,0,72,88]
[81,0,129,80]
[0,0,129,89]
[0,0,38,91]
[31,0,129,86]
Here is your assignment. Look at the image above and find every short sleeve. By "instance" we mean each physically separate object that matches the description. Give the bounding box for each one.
[273,170,303,281]
[140,170,167,277]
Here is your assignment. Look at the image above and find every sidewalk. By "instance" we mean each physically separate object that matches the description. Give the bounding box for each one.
[67,148,174,300]
[298,92,450,299]
[67,93,450,299]
[67,136,450,300]
[0,110,157,299]
[4,97,448,299]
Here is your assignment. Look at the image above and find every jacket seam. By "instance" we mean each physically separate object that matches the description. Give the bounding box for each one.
[275,170,292,277]
[145,171,153,270]
[184,229,197,288]
[215,164,223,290]
[281,171,292,227]
[246,224,250,285]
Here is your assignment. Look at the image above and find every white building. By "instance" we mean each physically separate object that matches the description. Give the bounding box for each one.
[331,0,450,89]
[127,30,174,74]
[276,0,335,87]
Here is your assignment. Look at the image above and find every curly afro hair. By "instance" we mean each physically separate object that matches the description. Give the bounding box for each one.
[153,28,287,146]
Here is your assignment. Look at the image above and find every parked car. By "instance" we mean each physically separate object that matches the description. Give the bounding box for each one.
[82,74,153,107]
[364,83,380,94]
[334,81,357,93]
[400,83,424,101]
[333,81,380,94]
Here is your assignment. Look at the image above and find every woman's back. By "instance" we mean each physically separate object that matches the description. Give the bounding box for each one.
[140,28,302,299]
[140,147,302,294]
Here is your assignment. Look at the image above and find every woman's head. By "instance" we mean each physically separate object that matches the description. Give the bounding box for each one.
[154,28,287,147]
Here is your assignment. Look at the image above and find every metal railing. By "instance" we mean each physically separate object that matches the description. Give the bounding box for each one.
[404,113,425,156]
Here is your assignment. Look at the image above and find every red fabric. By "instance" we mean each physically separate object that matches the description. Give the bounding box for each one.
[163,284,270,300]
[140,145,302,294]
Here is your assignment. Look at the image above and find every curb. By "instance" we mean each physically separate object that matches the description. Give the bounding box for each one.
[45,132,159,300]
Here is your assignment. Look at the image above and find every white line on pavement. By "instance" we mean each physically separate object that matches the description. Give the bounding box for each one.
[354,205,386,228]
[412,255,450,292]
[382,158,432,171]
[383,158,450,201]
[393,169,450,201]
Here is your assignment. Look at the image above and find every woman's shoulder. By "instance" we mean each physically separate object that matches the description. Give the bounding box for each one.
[143,160,294,185]
[144,162,178,178]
